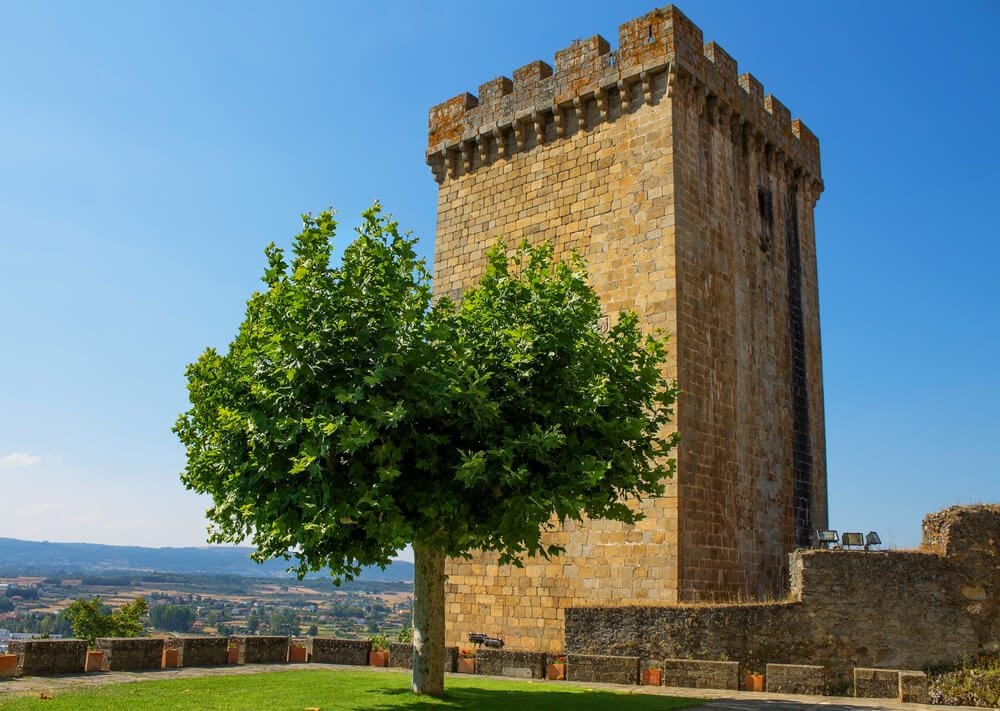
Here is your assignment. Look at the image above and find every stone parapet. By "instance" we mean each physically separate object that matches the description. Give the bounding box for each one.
[427,5,821,189]
[95,638,164,671]
[475,649,547,679]
[164,636,229,667]
[765,663,825,695]
[7,639,87,675]
[855,667,903,699]
[567,653,640,685]
[898,670,929,704]
[233,636,289,664]
[661,659,739,690]
[312,638,370,666]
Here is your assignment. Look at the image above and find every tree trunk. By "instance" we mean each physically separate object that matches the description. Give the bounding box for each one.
[411,542,446,696]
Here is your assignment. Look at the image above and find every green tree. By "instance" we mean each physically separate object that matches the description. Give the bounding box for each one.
[148,603,196,632]
[175,205,677,696]
[64,597,148,646]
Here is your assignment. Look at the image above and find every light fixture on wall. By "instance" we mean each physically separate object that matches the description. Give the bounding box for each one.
[841,532,864,549]
[814,529,839,549]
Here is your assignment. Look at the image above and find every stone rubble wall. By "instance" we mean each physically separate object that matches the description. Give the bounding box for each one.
[312,638,370,666]
[95,638,164,671]
[387,643,458,673]
[475,649,547,679]
[234,635,289,664]
[566,505,1000,684]
[164,636,229,667]
[7,639,86,675]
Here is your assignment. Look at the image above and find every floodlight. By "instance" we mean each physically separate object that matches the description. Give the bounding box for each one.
[841,532,864,548]
[815,530,839,548]
[865,531,881,551]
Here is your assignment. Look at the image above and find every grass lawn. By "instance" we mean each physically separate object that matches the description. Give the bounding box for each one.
[0,669,705,710]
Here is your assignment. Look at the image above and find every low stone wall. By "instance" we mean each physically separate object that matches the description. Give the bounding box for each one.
[566,504,1000,683]
[312,638,370,666]
[7,640,87,675]
[661,659,739,690]
[476,649,547,679]
[765,663,825,695]
[165,636,229,667]
[855,667,902,698]
[899,670,929,703]
[235,636,289,664]
[566,653,639,685]
[387,643,458,673]
[95,638,164,671]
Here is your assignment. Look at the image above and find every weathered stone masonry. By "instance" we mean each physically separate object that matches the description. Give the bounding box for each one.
[427,5,826,651]
[566,505,1000,683]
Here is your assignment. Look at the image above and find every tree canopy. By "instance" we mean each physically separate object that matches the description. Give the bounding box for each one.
[175,203,677,694]
[64,596,147,646]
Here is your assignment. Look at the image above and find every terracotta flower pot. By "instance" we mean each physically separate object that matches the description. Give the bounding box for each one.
[289,645,308,663]
[546,662,565,681]
[0,654,18,678]
[162,648,179,668]
[369,650,389,667]
[457,657,476,674]
[85,650,105,672]
[642,668,662,686]
[743,672,765,692]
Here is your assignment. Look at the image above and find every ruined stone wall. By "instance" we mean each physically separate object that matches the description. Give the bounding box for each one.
[428,4,824,651]
[565,505,1000,680]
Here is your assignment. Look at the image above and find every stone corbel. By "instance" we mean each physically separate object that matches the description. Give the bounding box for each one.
[596,89,610,123]
[532,111,546,145]
[461,141,474,173]
[493,126,506,159]
[446,147,459,180]
[573,97,586,129]
[477,135,489,166]
[514,120,526,151]
[640,71,654,105]
[553,107,566,138]
[666,61,677,99]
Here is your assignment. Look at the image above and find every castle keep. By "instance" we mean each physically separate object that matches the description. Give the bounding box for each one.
[427,6,827,651]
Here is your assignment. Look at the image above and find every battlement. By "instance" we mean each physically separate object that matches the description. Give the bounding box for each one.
[427,5,821,190]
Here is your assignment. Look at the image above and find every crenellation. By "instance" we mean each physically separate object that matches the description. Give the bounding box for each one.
[478,76,513,108]
[426,5,821,189]
[702,42,737,79]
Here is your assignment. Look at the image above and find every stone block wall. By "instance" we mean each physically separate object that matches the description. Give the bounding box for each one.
[95,638,164,671]
[312,638,370,666]
[475,649,547,679]
[165,636,229,667]
[234,636,289,664]
[7,639,86,675]
[428,4,826,652]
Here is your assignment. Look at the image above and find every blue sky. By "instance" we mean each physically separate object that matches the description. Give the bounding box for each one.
[1,1,997,556]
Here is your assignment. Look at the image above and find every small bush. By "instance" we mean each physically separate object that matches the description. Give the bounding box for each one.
[929,655,1000,707]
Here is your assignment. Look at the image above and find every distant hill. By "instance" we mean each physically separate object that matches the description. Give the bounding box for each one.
[0,537,413,581]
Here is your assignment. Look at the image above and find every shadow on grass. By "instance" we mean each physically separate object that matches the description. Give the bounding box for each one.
[365,686,705,710]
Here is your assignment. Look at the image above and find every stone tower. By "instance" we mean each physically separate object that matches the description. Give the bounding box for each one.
[426,5,827,652]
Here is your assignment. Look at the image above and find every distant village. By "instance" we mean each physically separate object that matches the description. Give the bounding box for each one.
[0,573,412,653]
